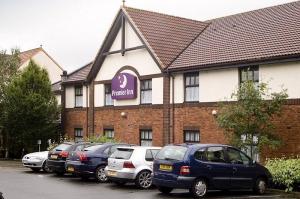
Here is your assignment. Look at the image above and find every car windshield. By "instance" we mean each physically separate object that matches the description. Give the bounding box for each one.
[53,143,72,151]
[83,144,103,151]
[110,148,134,160]
[156,146,187,161]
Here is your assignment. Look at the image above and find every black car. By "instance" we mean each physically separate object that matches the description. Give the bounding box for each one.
[65,143,132,182]
[153,144,272,198]
[47,142,93,175]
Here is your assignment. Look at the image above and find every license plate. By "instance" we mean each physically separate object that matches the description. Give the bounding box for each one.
[51,155,58,159]
[67,166,74,172]
[107,170,117,176]
[159,164,173,171]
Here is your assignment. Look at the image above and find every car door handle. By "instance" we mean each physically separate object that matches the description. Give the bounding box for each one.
[206,165,212,170]
[233,167,237,173]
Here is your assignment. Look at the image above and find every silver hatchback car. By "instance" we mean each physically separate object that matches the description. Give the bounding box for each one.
[105,146,161,189]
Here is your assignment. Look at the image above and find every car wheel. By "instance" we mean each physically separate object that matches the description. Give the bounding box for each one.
[190,178,207,198]
[95,166,108,183]
[157,186,173,194]
[135,170,152,189]
[42,161,52,173]
[31,168,41,172]
[254,178,267,195]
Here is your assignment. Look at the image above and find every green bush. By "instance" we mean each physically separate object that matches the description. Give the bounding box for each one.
[265,157,300,192]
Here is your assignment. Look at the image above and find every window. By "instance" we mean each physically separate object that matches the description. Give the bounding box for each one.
[206,146,225,163]
[194,148,207,161]
[104,129,114,139]
[185,73,199,102]
[184,130,200,143]
[145,149,160,161]
[75,86,83,107]
[240,66,259,85]
[74,128,83,142]
[140,79,152,104]
[104,84,113,106]
[241,134,259,162]
[140,130,152,146]
[227,147,251,165]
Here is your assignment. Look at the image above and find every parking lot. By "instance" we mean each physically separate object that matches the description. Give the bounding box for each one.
[0,161,298,199]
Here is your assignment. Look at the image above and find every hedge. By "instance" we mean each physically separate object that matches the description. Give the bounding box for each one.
[265,157,300,192]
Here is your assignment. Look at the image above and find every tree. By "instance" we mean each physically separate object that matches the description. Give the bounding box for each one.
[3,60,59,157]
[0,49,20,157]
[216,81,288,160]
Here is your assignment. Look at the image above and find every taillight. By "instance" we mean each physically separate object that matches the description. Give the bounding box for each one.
[123,161,135,168]
[77,152,88,162]
[60,151,69,158]
[180,166,190,175]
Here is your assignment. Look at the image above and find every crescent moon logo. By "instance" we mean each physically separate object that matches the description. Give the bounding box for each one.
[119,74,127,89]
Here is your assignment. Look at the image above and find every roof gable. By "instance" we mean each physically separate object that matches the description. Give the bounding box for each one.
[170,1,300,70]
[19,47,42,65]
[87,7,208,81]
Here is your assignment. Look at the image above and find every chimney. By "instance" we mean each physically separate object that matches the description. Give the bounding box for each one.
[61,70,68,82]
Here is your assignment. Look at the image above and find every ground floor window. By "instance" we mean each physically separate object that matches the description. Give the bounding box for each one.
[184,130,200,143]
[241,134,259,162]
[140,130,152,146]
[104,129,114,139]
[74,128,83,142]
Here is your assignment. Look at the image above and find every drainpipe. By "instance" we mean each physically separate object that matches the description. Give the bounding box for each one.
[85,83,89,139]
[171,74,175,144]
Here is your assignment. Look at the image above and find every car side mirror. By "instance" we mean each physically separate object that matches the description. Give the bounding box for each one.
[252,160,256,165]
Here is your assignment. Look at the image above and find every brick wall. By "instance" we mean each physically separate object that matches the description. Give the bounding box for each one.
[64,103,300,160]
[64,108,88,138]
[93,106,164,146]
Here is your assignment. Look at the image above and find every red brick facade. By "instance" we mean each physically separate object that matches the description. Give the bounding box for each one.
[63,102,300,160]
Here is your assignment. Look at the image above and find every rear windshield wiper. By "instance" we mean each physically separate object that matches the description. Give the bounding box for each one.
[114,157,125,159]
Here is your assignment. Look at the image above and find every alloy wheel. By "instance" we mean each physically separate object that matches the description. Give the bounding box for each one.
[137,171,152,189]
[96,166,107,182]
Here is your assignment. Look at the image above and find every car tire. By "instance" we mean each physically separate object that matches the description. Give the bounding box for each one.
[157,186,173,194]
[135,170,152,189]
[42,161,51,173]
[189,178,208,198]
[31,168,41,172]
[95,166,108,183]
[254,178,267,195]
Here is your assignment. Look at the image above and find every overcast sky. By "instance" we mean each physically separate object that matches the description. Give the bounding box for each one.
[0,0,296,72]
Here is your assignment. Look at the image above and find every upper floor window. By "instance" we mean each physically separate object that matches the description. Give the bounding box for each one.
[184,130,200,143]
[239,66,259,84]
[140,79,152,104]
[74,128,83,142]
[140,129,152,146]
[185,73,199,102]
[105,84,113,106]
[75,86,83,107]
[104,129,114,139]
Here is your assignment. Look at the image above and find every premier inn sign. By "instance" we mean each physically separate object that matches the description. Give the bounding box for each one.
[111,73,137,100]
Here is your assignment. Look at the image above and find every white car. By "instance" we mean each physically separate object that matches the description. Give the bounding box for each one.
[22,151,51,172]
[105,146,161,189]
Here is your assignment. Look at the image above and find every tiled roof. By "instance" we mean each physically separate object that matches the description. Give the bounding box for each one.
[51,81,61,92]
[169,1,300,70]
[124,7,209,68]
[64,62,93,83]
[19,47,42,65]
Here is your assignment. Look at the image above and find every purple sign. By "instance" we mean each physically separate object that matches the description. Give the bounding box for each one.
[111,73,137,100]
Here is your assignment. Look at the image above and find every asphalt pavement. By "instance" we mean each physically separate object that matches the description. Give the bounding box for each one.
[0,161,299,199]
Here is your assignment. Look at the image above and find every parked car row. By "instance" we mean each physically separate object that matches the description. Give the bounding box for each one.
[22,143,272,198]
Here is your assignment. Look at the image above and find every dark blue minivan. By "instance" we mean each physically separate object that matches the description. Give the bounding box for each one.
[153,144,272,198]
